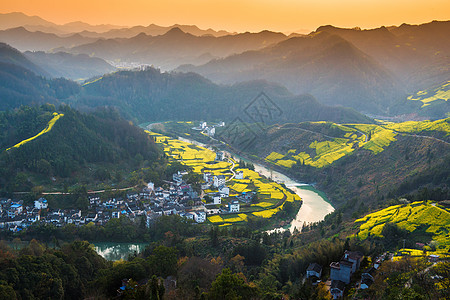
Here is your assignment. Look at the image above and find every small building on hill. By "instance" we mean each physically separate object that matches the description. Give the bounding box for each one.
[306,263,322,279]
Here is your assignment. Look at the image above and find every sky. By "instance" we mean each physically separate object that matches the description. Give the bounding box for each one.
[1,0,449,33]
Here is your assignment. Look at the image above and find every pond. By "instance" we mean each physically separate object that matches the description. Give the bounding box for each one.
[94,242,148,261]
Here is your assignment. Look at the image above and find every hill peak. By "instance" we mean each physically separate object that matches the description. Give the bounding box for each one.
[164,27,186,36]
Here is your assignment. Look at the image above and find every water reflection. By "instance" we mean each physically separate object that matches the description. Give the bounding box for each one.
[94,243,147,261]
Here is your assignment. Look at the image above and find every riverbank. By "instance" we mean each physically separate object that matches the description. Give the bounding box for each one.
[176,135,335,231]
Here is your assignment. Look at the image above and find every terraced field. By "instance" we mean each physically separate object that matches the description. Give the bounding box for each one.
[355,202,450,255]
[407,81,450,108]
[147,131,301,225]
[264,118,450,169]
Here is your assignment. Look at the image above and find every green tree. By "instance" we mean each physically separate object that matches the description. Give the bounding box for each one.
[208,268,256,300]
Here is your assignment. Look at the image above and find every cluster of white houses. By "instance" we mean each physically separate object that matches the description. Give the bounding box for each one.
[193,121,225,137]
[0,167,252,232]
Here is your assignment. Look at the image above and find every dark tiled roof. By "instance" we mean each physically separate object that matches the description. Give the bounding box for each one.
[307,263,322,273]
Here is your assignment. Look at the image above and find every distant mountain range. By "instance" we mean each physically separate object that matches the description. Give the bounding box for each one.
[24,51,116,81]
[0,13,448,119]
[0,12,126,33]
[0,12,234,37]
[179,21,450,115]
[0,42,371,125]
[66,28,289,70]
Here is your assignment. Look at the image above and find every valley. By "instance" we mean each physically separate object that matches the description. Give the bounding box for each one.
[0,8,449,300]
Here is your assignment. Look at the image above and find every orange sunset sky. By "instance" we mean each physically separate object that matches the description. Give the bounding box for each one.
[1,0,449,33]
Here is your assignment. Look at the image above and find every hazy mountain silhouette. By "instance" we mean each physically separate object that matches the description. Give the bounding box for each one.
[79,24,234,39]
[0,42,49,76]
[0,27,96,51]
[0,12,56,30]
[67,28,289,70]
[313,21,450,92]
[0,12,126,33]
[24,51,116,81]
[178,32,404,113]
[0,12,233,38]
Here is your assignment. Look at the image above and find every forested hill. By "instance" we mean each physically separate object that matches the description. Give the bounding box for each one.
[1,43,371,124]
[77,67,372,124]
[0,43,81,110]
[0,105,161,192]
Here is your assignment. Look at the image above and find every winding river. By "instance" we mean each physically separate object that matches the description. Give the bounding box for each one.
[94,135,334,260]
[178,136,335,233]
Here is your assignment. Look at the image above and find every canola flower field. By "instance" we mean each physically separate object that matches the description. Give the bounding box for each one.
[147,131,301,225]
[354,201,450,257]
[265,118,449,169]
[407,81,450,108]
[6,112,64,151]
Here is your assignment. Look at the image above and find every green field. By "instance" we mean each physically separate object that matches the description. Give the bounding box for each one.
[407,81,450,108]
[264,118,449,169]
[354,202,450,255]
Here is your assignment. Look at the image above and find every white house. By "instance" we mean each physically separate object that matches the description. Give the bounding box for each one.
[206,127,215,137]
[34,198,48,210]
[200,122,207,129]
[182,212,195,221]
[235,171,244,180]
[306,263,322,279]
[193,211,206,223]
[218,185,229,197]
[173,172,183,184]
[213,175,226,188]
[203,172,213,183]
[228,200,240,212]
[212,193,222,205]
[215,151,225,161]
[7,203,23,218]
[147,182,155,191]
[112,211,121,218]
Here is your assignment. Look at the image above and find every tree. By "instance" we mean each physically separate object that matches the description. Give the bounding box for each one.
[147,246,178,278]
[208,268,256,300]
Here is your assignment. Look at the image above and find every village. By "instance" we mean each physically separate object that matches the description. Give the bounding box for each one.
[0,156,253,233]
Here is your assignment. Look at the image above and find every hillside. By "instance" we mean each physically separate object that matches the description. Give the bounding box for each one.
[0,42,48,76]
[179,21,450,116]
[0,26,96,51]
[75,67,372,124]
[0,61,80,110]
[314,21,450,92]
[24,51,116,81]
[0,105,162,193]
[354,201,450,254]
[67,28,289,70]
[178,32,405,114]
[161,119,449,211]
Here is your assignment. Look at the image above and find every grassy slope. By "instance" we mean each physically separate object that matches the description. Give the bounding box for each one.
[354,201,450,255]
[157,119,450,210]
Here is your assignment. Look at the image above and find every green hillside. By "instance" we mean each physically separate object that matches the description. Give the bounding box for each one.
[158,119,450,211]
[354,201,450,255]
[407,81,450,108]
[0,105,162,194]
[77,67,372,124]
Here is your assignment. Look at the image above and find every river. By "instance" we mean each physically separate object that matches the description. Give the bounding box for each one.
[178,136,335,233]
[93,135,334,260]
